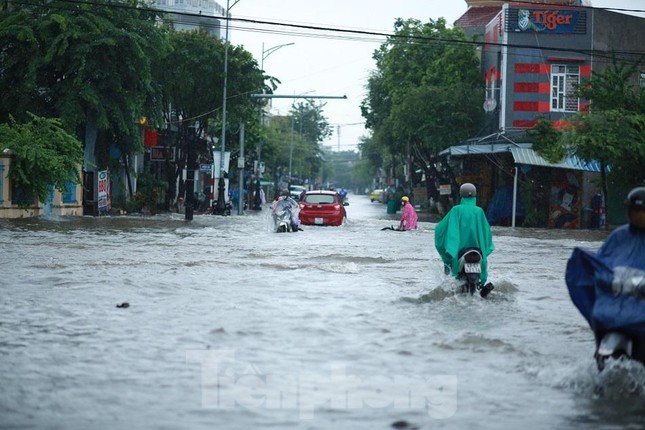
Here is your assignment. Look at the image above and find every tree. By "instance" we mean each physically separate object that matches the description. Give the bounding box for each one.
[289,100,332,182]
[361,18,484,197]
[528,62,645,223]
[0,114,83,204]
[153,29,265,206]
[570,62,645,186]
[0,0,170,165]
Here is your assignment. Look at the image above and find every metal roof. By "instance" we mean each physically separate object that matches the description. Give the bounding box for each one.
[440,143,532,156]
[440,143,601,172]
[510,148,601,172]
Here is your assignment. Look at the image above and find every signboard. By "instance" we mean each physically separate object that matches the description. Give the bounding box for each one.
[97,170,110,211]
[439,184,452,196]
[150,146,175,162]
[200,164,212,172]
[511,9,584,34]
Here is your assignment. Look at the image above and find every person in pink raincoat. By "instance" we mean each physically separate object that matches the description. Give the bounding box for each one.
[399,196,418,231]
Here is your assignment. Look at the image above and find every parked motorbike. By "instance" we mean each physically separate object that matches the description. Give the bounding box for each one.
[566,248,645,371]
[457,247,494,298]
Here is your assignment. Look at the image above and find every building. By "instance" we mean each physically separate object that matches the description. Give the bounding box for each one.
[0,150,83,218]
[154,0,226,37]
[447,0,645,227]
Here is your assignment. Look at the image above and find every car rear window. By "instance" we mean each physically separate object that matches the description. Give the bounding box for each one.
[305,194,336,204]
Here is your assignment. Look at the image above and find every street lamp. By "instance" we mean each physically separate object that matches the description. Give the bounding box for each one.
[261,42,295,71]
[256,42,294,178]
[213,0,242,215]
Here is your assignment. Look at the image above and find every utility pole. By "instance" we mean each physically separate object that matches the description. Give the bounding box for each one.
[213,0,242,215]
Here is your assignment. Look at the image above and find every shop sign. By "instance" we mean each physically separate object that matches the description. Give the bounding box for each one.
[150,146,175,162]
[97,170,110,210]
[514,9,581,34]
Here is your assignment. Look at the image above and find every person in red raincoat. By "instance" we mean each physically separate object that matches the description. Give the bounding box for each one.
[399,196,418,231]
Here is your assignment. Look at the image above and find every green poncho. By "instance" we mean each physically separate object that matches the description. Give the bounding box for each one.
[434,197,494,283]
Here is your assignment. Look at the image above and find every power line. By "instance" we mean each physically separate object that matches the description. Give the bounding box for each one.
[10,0,645,63]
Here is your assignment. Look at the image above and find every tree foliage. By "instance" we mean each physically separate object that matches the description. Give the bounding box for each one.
[0,114,83,203]
[0,0,170,159]
[152,29,264,202]
[257,100,332,185]
[361,18,484,182]
[530,62,645,187]
[526,117,567,163]
[290,100,331,180]
[528,62,645,223]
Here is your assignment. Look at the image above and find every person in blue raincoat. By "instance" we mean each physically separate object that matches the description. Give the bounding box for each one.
[434,183,495,284]
[565,186,645,365]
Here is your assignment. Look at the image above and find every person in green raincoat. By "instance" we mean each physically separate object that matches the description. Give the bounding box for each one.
[434,183,494,284]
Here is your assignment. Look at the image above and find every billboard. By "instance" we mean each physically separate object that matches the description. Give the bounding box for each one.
[510,9,585,34]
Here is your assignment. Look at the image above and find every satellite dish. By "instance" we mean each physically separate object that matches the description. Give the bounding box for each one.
[483,98,497,112]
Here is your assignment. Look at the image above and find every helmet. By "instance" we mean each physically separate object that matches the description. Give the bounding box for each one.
[401,196,409,202]
[625,186,645,229]
[459,183,477,198]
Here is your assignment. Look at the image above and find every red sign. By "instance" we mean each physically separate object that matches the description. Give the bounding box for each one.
[144,129,158,147]
[150,146,175,162]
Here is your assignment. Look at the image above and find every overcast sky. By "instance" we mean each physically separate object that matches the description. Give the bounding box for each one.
[228,1,645,153]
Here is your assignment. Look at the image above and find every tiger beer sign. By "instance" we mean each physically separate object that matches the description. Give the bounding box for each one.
[514,9,582,34]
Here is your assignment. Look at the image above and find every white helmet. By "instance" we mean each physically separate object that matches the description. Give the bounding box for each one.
[459,183,477,197]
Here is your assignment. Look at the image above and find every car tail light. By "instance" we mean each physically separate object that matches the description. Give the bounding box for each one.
[299,203,305,209]
[333,204,340,209]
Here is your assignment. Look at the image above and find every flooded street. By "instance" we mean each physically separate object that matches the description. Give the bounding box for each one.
[1,196,643,429]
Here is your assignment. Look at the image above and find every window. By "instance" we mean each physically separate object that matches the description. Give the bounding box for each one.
[304,194,337,205]
[551,65,579,112]
[11,182,33,206]
[62,180,77,204]
[640,72,645,88]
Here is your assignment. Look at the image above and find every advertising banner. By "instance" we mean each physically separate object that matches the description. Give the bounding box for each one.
[511,9,584,34]
[97,170,110,212]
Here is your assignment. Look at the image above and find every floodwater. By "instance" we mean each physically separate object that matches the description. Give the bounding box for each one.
[1,196,643,430]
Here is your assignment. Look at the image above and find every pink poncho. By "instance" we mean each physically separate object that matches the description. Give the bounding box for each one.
[399,202,418,230]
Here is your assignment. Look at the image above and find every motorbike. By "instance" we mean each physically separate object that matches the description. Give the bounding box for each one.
[594,266,645,371]
[456,247,494,298]
[566,248,645,371]
[272,199,300,233]
[274,207,295,233]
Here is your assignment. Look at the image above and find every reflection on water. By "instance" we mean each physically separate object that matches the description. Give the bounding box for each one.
[0,199,642,430]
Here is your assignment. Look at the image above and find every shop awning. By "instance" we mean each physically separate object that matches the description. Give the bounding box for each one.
[441,143,601,172]
[510,148,601,172]
[440,143,532,156]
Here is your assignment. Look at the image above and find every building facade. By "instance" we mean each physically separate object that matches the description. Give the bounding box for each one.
[154,0,226,37]
[0,151,83,218]
[448,1,645,228]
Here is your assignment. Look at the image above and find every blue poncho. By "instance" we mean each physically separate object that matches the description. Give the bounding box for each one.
[565,225,645,337]
[434,197,495,283]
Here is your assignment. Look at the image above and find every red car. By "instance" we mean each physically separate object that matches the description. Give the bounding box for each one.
[299,190,348,226]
